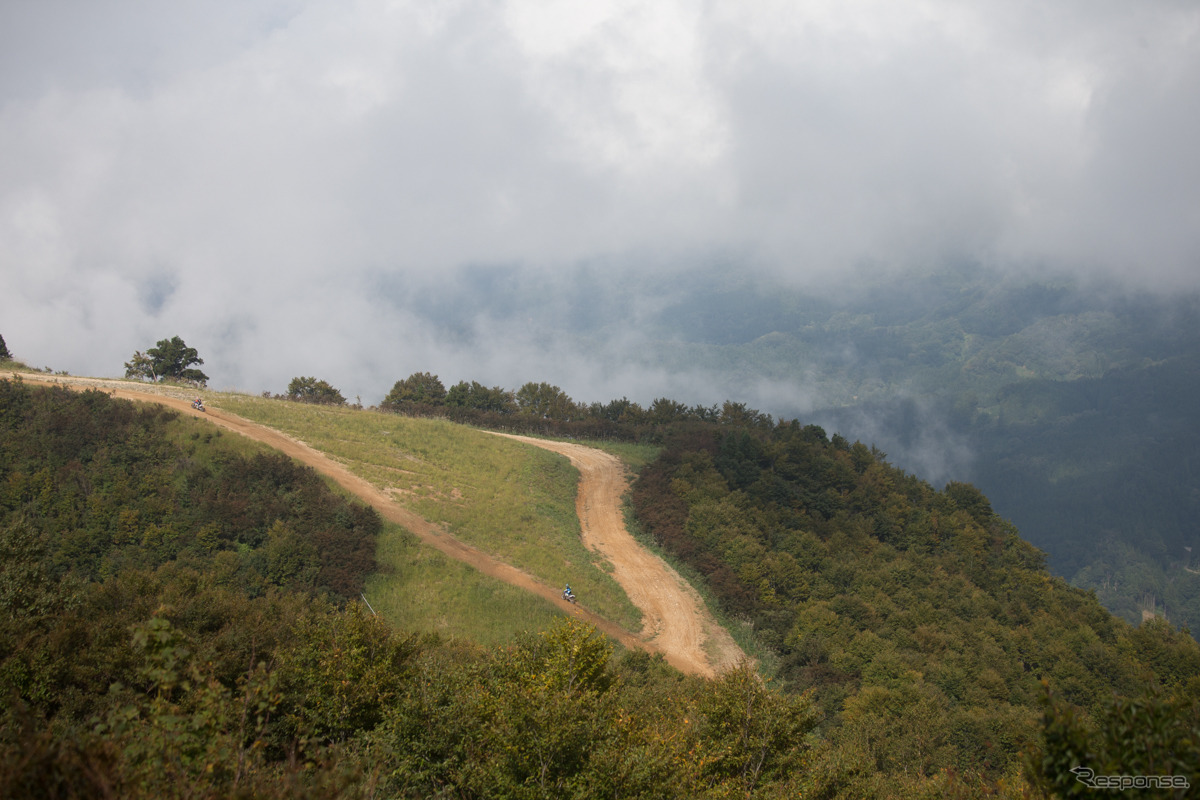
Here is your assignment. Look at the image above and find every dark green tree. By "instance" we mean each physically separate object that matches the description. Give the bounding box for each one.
[944,480,996,526]
[445,381,515,414]
[126,336,208,385]
[646,397,691,425]
[515,382,580,420]
[0,334,10,361]
[123,351,155,382]
[698,661,818,794]
[286,377,345,406]
[592,396,644,423]
[381,372,446,409]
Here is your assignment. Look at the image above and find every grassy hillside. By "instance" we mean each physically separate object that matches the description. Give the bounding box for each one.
[217,393,642,631]
[367,519,565,646]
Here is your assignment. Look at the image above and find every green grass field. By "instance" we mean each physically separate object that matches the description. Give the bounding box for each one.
[364,521,566,645]
[217,394,643,632]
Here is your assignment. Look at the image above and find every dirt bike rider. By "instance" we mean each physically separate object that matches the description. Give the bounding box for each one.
[563,583,574,600]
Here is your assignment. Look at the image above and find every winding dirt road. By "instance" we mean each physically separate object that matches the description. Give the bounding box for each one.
[16,374,743,676]
[495,434,744,677]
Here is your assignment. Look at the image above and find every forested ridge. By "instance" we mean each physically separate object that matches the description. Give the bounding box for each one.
[630,419,1200,793]
[2,377,1198,798]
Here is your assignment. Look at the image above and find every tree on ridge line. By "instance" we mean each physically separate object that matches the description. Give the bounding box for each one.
[287,376,346,406]
[125,336,208,386]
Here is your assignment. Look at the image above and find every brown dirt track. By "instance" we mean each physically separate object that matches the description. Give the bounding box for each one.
[16,374,743,677]
[495,434,744,677]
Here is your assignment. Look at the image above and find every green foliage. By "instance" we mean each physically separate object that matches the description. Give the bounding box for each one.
[519,617,614,694]
[286,376,346,405]
[382,371,447,409]
[515,381,582,420]
[5,367,1197,798]
[124,350,155,381]
[377,370,785,443]
[1030,680,1199,798]
[265,520,319,589]
[365,619,820,799]
[126,335,209,385]
[698,661,817,794]
[445,379,516,413]
[276,602,419,745]
[0,379,378,598]
[2,602,372,799]
[2,566,829,800]
[0,519,76,621]
[0,333,10,360]
[630,415,1200,788]
[591,395,640,423]
[3,379,812,798]
[93,612,272,794]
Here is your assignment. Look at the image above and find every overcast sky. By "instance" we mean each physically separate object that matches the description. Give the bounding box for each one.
[2,0,1198,403]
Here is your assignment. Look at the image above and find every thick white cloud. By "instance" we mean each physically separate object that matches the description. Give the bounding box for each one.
[1,0,1197,399]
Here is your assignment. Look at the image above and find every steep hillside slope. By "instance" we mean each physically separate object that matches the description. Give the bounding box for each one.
[631,420,1200,785]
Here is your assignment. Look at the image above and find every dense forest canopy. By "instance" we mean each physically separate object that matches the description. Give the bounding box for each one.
[629,419,1200,787]
[0,380,377,598]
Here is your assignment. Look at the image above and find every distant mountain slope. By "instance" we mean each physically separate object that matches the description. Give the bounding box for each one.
[755,274,1200,633]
